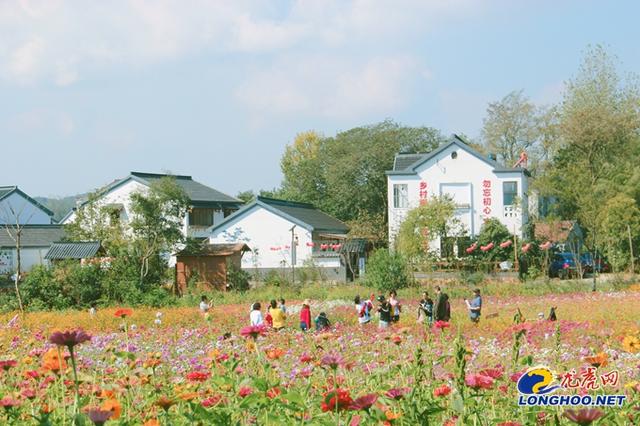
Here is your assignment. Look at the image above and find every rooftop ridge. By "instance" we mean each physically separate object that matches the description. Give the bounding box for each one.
[131,171,192,180]
[257,196,316,209]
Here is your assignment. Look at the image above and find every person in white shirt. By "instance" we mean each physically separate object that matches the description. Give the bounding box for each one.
[250,302,264,326]
[199,295,210,313]
[354,295,371,325]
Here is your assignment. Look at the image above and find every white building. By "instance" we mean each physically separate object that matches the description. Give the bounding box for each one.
[208,196,352,281]
[0,186,55,225]
[63,172,241,239]
[0,225,65,274]
[386,135,529,255]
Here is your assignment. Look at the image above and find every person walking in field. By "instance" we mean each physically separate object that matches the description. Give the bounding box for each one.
[434,286,451,322]
[389,290,401,323]
[315,312,331,331]
[377,295,391,329]
[354,295,371,325]
[269,299,286,331]
[300,299,311,331]
[418,291,433,324]
[199,295,210,313]
[465,288,482,323]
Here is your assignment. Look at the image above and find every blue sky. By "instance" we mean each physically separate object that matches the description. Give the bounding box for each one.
[1,0,639,198]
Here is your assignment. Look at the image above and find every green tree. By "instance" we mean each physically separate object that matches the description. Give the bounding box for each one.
[599,194,640,272]
[363,249,412,291]
[280,120,445,245]
[129,177,190,286]
[476,218,513,262]
[482,90,559,175]
[395,196,458,260]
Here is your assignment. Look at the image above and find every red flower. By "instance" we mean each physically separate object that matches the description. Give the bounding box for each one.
[114,308,133,318]
[391,335,402,345]
[465,373,494,390]
[497,422,522,426]
[479,366,504,380]
[85,408,112,426]
[240,325,267,340]
[186,371,210,382]
[0,359,17,371]
[348,394,377,411]
[433,320,450,330]
[562,408,604,425]
[266,387,281,399]
[385,387,411,400]
[299,353,314,363]
[201,395,224,408]
[238,387,253,398]
[321,388,352,412]
[433,384,452,397]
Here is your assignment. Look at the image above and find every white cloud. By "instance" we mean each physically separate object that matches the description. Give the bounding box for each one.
[234,54,428,121]
[0,0,477,86]
[7,108,75,137]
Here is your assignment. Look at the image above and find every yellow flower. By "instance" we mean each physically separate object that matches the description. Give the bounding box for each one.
[622,335,640,353]
[22,356,33,365]
[385,409,402,420]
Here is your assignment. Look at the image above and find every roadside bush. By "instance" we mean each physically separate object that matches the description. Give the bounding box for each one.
[364,249,412,292]
[53,261,104,307]
[227,263,251,292]
[263,269,290,287]
[20,265,72,310]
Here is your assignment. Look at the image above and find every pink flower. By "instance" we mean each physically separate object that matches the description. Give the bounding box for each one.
[385,387,411,400]
[238,387,253,398]
[479,366,504,380]
[240,325,267,340]
[49,329,92,348]
[348,394,377,411]
[320,353,344,370]
[562,408,604,425]
[465,373,494,390]
[433,321,450,330]
[186,371,210,382]
[201,395,224,408]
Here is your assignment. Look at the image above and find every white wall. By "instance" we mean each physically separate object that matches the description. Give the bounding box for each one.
[0,192,51,225]
[0,247,50,274]
[388,144,527,251]
[209,206,316,270]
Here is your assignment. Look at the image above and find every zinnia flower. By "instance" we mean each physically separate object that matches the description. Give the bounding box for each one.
[114,308,133,318]
[479,366,504,380]
[240,325,267,340]
[622,335,640,353]
[265,348,285,360]
[0,359,17,371]
[238,387,253,398]
[433,384,452,397]
[563,408,604,425]
[186,371,210,382]
[0,397,20,409]
[85,408,113,426]
[385,387,411,400]
[465,373,494,390]
[49,329,92,348]
[100,399,122,420]
[320,388,352,412]
[41,348,67,372]
[349,394,377,411]
[497,422,522,426]
[584,352,608,368]
[320,353,345,370]
[433,320,450,330]
[155,396,174,411]
[266,387,281,399]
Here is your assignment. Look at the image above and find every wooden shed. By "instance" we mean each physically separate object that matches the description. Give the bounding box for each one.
[175,243,250,292]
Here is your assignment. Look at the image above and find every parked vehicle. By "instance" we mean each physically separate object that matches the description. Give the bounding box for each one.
[548,252,584,279]
[580,252,610,273]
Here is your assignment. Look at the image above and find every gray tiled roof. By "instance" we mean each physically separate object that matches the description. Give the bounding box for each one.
[130,172,241,206]
[393,154,425,171]
[0,225,65,247]
[45,241,102,260]
[259,197,349,233]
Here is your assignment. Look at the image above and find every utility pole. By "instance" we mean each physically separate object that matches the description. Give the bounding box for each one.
[290,225,297,285]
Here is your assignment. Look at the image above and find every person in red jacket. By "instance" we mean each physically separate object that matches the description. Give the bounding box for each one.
[300,299,311,331]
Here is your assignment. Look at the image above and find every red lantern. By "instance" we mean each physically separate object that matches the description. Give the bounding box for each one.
[465,243,477,254]
[499,240,512,249]
[334,244,342,250]
[320,244,328,250]
[306,242,315,247]
[521,243,532,253]
[539,241,552,250]
[480,242,494,252]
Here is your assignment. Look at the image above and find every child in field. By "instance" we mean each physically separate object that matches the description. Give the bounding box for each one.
[354,295,371,325]
[418,292,433,324]
[199,295,210,313]
[269,299,286,330]
[250,302,264,326]
[389,290,401,322]
[315,312,331,331]
[377,295,391,329]
[279,298,287,314]
[300,299,311,331]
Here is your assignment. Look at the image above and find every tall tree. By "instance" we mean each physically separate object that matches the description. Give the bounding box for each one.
[539,45,640,284]
[129,177,190,285]
[482,90,558,174]
[280,120,445,244]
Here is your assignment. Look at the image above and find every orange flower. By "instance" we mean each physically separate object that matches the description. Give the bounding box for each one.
[41,348,67,372]
[100,398,122,419]
[584,352,608,368]
[266,348,286,360]
[178,392,199,401]
[143,419,160,426]
[622,335,640,353]
[114,308,133,318]
[385,409,402,421]
[155,396,175,411]
[99,389,116,399]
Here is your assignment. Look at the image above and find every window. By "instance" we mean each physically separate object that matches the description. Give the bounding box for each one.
[393,184,408,208]
[189,208,214,227]
[503,181,518,206]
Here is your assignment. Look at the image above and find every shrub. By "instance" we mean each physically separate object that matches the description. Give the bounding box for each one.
[363,249,412,291]
[20,265,72,310]
[226,263,251,292]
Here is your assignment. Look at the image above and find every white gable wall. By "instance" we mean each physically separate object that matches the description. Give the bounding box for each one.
[388,144,528,253]
[209,206,315,270]
[0,192,52,225]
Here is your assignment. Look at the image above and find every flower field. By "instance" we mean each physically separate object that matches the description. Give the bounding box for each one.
[0,289,639,425]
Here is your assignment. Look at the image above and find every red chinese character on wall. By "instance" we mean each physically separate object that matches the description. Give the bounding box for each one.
[481,180,492,216]
[419,181,428,205]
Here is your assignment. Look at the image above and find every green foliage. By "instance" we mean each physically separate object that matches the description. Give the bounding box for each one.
[280,121,445,245]
[476,218,513,262]
[226,262,251,292]
[599,194,640,271]
[20,265,71,310]
[52,261,104,306]
[395,196,458,260]
[363,249,412,291]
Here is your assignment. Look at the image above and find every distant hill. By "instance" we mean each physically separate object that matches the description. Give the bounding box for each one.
[34,195,85,223]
